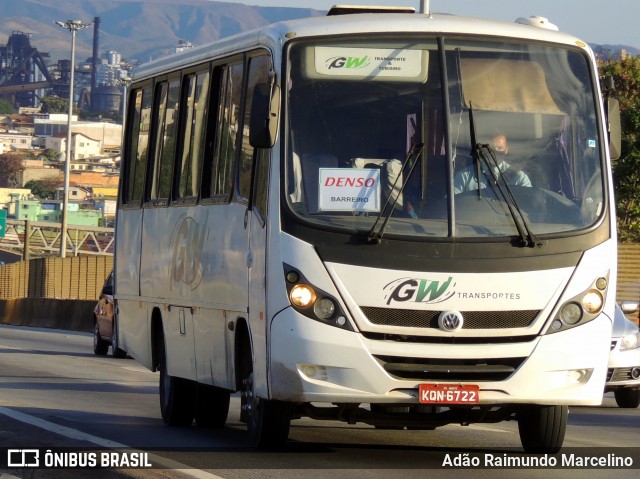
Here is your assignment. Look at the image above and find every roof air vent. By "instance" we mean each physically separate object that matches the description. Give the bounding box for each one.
[327,5,416,16]
[515,16,559,31]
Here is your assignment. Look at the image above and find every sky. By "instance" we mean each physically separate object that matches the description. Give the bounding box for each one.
[238,0,640,49]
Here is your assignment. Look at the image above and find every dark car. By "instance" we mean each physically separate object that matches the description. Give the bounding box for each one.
[93,271,127,358]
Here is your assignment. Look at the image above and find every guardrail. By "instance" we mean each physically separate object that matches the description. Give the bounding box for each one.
[0,219,114,259]
[0,255,113,301]
[0,255,113,331]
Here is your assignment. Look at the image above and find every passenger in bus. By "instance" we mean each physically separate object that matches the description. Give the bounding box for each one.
[454,133,532,193]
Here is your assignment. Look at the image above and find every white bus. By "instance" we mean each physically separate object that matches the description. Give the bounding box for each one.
[115,5,621,452]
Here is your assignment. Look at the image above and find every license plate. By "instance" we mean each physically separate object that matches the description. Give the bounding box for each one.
[418,384,479,404]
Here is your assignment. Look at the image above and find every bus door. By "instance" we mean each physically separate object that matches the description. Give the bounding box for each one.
[241,54,273,396]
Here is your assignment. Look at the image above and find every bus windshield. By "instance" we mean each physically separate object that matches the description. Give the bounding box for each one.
[285,37,604,240]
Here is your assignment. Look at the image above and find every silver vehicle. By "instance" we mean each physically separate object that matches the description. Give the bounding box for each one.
[606,301,640,408]
[93,271,127,358]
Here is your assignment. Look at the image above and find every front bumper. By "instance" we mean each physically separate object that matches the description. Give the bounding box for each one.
[269,307,611,406]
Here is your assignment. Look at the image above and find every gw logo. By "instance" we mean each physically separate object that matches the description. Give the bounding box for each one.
[326,55,370,70]
[170,214,207,291]
[384,277,455,305]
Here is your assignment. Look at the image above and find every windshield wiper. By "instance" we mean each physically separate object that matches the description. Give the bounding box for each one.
[366,143,425,244]
[480,146,541,247]
[468,105,541,248]
[468,103,483,200]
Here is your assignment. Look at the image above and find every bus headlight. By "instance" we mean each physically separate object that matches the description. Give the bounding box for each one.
[546,275,608,334]
[290,284,315,308]
[560,302,582,325]
[582,290,603,314]
[284,264,352,331]
[314,298,336,319]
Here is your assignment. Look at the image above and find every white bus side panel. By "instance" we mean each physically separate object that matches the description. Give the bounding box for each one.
[115,208,142,297]
[164,306,196,380]
[115,208,151,367]
[134,203,250,387]
[193,307,237,390]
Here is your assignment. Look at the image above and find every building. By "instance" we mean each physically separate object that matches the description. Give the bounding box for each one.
[44,132,102,161]
[0,132,35,153]
[13,198,101,226]
[34,114,122,149]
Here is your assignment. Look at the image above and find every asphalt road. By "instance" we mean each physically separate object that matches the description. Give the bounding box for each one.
[0,324,639,479]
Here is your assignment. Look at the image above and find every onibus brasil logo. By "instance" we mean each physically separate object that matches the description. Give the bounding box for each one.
[384,276,456,305]
[326,55,370,70]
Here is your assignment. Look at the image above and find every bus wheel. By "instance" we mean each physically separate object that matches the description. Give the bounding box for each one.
[614,388,640,408]
[195,384,230,428]
[240,371,291,448]
[517,405,567,453]
[111,318,127,358]
[159,339,196,426]
[93,321,109,356]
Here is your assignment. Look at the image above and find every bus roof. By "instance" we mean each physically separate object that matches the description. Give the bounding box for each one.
[132,11,588,82]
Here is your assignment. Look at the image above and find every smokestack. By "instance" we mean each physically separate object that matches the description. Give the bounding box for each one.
[90,16,100,112]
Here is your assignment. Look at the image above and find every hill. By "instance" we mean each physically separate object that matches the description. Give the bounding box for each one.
[591,44,640,60]
[0,0,324,63]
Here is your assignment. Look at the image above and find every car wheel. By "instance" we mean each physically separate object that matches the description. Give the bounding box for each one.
[93,320,109,356]
[517,405,567,453]
[614,388,640,408]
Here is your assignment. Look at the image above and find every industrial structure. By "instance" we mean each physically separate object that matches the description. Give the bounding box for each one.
[0,18,127,114]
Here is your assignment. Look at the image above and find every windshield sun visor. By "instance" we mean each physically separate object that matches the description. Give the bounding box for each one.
[460,58,564,114]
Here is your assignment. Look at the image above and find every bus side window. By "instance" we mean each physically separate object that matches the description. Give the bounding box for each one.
[122,85,151,206]
[174,68,210,201]
[148,78,180,204]
[203,61,243,201]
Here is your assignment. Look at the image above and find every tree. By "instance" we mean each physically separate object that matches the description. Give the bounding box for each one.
[40,96,70,114]
[41,148,62,161]
[24,177,63,199]
[0,153,25,187]
[0,99,14,114]
[600,57,640,243]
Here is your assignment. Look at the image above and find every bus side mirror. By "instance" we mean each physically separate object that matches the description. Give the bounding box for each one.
[249,82,280,149]
[607,97,621,160]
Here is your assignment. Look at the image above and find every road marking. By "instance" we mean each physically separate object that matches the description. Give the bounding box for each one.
[120,366,153,374]
[0,407,225,479]
[0,343,28,351]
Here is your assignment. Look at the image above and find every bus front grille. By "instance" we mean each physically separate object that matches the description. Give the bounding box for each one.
[375,355,526,381]
[360,307,539,330]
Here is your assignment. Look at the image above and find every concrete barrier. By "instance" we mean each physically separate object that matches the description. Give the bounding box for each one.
[0,298,95,333]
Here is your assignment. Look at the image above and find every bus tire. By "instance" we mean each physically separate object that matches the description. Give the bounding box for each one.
[111,318,127,358]
[159,339,196,427]
[614,388,640,408]
[93,321,109,356]
[240,371,291,449]
[195,384,230,428]
[517,405,567,453]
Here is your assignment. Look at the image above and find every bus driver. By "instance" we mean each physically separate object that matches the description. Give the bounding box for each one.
[454,133,532,193]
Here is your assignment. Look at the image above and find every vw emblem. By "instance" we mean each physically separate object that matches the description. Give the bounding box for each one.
[438,311,464,332]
